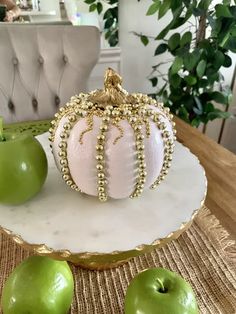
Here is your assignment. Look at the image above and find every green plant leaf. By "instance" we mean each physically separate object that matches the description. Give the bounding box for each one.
[146,1,160,15]
[229,6,236,18]
[218,18,235,46]
[207,109,231,120]
[196,60,207,78]
[184,75,197,85]
[168,33,180,51]
[97,2,103,14]
[207,72,220,84]
[108,31,119,47]
[171,17,186,29]
[204,102,215,113]
[225,37,236,52]
[170,0,183,12]
[158,0,171,19]
[210,50,225,71]
[191,117,201,127]
[170,73,181,88]
[198,0,212,10]
[154,43,168,55]
[171,56,183,74]
[149,77,158,87]
[210,91,228,104]
[180,31,192,47]
[156,25,171,40]
[198,78,209,88]
[183,51,199,71]
[110,6,118,18]
[89,3,97,12]
[178,106,190,122]
[141,35,149,46]
[104,18,114,29]
[155,6,183,40]
[230,25,236,36]
[84,0,96,4]
[105,30,111,39]
[104,8,112,19]
[215,4,232,18]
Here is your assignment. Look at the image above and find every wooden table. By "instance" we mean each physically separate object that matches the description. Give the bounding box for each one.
[175,117,236,239]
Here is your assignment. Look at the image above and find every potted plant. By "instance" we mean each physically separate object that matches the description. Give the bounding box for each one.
[136,0,236,128]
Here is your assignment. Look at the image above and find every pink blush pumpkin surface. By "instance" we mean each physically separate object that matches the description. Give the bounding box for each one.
[50,69,176,201]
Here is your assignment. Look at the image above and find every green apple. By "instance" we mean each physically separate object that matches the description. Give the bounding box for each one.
[0,117,48,205]
[125,268,198,314]
[1,256,74,314]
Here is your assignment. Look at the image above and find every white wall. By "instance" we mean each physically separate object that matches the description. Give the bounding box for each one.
[39,0,61,20]
[119,0,166,93]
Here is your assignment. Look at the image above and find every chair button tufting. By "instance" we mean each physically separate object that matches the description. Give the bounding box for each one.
[55,96,60,107]
[38,56,44,65]
[32,98,38,110]
[12,57,18,66]
[8,100,14,111]
[63,55,68,63]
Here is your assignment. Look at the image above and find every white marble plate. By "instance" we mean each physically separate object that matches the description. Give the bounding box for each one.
[0,133,207,254]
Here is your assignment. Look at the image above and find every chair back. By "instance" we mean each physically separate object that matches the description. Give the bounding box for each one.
[0,25,100,123]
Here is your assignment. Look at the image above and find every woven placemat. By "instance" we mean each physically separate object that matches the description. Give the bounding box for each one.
[0,206,235,314]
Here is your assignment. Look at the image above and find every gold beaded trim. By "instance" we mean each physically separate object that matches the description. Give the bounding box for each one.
[79,114,94,145]
[112,122,124,145]
[129,118,147,199]
[150,112,176,190]
[49,97,92,193]
[96,106,112,202]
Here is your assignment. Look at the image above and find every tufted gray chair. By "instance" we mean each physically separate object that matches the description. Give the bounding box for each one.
[0,25,100,123]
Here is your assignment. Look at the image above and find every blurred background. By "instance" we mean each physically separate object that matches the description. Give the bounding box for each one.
[1,0,236,153]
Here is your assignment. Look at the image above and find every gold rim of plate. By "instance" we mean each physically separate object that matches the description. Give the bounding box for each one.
[0,202,205,270]
[0,143,207,270]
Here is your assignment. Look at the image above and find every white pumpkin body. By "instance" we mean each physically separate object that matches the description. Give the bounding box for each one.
[52,105,174,199]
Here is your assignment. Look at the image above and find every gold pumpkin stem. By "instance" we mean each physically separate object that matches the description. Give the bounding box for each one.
[88,68,134,107]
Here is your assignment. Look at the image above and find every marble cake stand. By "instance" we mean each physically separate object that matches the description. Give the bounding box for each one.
[0,133,207,270]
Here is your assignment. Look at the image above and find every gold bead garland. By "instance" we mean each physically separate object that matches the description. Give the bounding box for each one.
[129,119,147,199]
[112,122,124,145]
[79,114,94,145]
[143,117,151,138]
[150,112,175,189]
[96,106,111,202]
[49,98,89,193]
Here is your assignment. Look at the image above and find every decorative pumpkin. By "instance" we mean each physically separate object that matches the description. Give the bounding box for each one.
[49,68,176,202]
